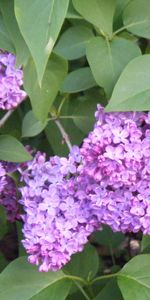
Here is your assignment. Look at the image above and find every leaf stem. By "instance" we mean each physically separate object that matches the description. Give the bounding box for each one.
[0,110,14,128]
[72,280,91,300]
[65,275,91,300]
[105,36,115,79]
[60,115,88,119]
[48,115,90,121]
[113,25,128,36]
[57,94,69,116]
[113,20,147,37]
[50,112,72,151]
[91,272,118,284]
[87,284,95,298]
[65,274,87,285]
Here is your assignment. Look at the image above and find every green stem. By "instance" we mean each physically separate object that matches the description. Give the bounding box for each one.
[48,115,88,121]
[65,275,91,300]
[87,284,95,298]
[59,115,87,119]
[113,25,128,36]
[0,110,14,128]
[73,281,91,300]
[65,275,87,285]
[50,111,72,151]
[105,35,115,79]
[113,20,147,37]
[91,273,118,284]
[57,94,69,116]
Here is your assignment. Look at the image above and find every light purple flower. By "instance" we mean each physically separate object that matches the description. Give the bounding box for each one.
[79,105,150,235]
[19,149,98,272]
[18,105,150,272]
[0,52,26,110]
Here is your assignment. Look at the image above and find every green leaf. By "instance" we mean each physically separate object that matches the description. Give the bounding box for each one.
[0,254,8,273]
[15,0,69,84]
[0,110,22,139]
[64,244,99,280]
[24,54,67,122]
[73,0,116,37]
[54,25,94,60]
[93,226,124,248]
[123,0,150,39]
[61,67,96,93]
[141,235,150,253]
[114,0,130,30]
[1,0,30,66]
[72,97,98,133]
[118,254,150,300]
[105,54,150,111]
[66,1,82,19]
[0,206,7,239]
[66,291,85,300]
[45,118,84,157]
[94,280,123,300]
[0,13,15,53]
[0,257,71,300]
[0,135,32,162]
[45,121,69,157]
[86,36,141,97]
[22,111,47,138]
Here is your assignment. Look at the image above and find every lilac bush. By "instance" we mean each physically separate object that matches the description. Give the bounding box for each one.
[2,102,150,273]
[1,2,150,300]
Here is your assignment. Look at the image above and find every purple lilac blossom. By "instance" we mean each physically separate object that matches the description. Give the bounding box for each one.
[19,106,150,272]
[80,105,150,234]
[19,148,98,272]
[0,52,26,110]
[0,161,19,222]
[0,162,6,193]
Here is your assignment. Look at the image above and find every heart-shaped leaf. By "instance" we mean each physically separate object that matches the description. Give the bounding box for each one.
[15,0,69,84]
[0,13,15,53]
[61,67,96,93]
[141,235,150,253]
[118,254,150,300]
[1,0,29,66]
[72,97,98,133]
[24,54,67,122]
[94,280,123,300]
[54,25,94,60]
[64,244,99,279]
[73,0,116,37]
[105,54,150,111]
[0,257,71,300]
[22,111,48,138]
[123,0,150,39]
[86,36,141,97]
[0,135,32,162]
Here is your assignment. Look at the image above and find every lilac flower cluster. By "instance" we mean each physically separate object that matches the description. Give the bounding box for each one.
[19,105,150,272]
[0,162,19,222]
[0,52,26,110]
[80,105,150,234]
[19,149,98,272]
